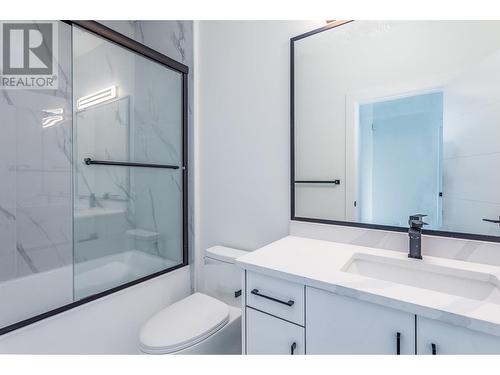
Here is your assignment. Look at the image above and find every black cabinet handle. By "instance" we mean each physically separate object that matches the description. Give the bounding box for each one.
[396,332,401,355]
[290,342,297,355]
[234,289,242,298]
[250,289,295,306]
[431,343,437,355]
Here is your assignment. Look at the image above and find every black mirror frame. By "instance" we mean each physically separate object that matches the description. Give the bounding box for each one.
[290,20,500,244]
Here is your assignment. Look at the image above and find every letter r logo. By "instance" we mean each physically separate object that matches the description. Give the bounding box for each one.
[2,23,53,75]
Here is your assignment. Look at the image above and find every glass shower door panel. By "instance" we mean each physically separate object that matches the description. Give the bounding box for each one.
[0,21,73,330]
[73,166,183,300]
[73,26,184,300]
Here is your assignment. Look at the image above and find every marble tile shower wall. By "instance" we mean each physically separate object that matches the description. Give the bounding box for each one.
[0,20,194,282]
[0,23,73,283]
[72,26,135,263]
[99,21,194,264]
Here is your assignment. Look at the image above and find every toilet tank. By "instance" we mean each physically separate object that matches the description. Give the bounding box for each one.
[203,246,249,307]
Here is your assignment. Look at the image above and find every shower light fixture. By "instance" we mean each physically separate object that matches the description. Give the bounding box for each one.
[42,108,64,128]
[42,116,64,128]
[77,85,117,111]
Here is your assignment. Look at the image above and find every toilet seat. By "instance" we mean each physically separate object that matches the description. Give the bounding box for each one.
[139,293,230,354]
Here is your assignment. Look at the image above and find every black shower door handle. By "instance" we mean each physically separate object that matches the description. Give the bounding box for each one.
[84,158,179,170]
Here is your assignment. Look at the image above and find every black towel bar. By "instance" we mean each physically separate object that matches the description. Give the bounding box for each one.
[84,158,179,170]
[294,180,340,185]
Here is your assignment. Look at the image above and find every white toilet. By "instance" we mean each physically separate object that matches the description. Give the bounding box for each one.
[139,246,248,354]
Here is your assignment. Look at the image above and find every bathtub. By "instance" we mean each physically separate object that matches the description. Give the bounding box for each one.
[0,250,179,329]
[74,250,179,299]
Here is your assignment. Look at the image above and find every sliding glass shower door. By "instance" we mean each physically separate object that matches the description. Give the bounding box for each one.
[72,25,186,299]
[0,21,187,334]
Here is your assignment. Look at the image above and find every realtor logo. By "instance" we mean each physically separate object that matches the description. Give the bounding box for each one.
[0,21,58,89]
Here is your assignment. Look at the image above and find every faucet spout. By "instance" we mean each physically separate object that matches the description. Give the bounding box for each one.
[408,214,428,260]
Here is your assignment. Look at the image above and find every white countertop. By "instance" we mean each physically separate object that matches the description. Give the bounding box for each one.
[236,235,500,337]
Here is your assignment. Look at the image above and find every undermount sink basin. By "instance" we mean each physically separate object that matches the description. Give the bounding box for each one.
[342,253,500,304]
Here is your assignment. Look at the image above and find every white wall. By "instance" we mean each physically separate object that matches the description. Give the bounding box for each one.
[442,49,500,235]
[195,20,322,289]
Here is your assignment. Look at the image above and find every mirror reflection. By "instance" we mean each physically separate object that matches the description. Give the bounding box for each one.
[293,20,500,237]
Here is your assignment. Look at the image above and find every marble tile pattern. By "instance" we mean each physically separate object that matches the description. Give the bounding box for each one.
[0,22,73,283]
[0,22,74,327]
[237,235,500,337]
[290,221,500,267]
[99,21,194,262]
[0,20,194,281]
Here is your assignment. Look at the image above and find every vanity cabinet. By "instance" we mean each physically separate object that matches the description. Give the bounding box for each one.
[242,270,500,355]
[244,271,305,354]
[306,287,415,354]
[416,316,500,354]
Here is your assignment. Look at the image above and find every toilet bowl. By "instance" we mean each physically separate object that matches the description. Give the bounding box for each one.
[139,246,248,354]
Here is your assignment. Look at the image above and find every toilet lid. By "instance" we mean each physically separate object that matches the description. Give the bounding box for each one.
[139,293,230,354]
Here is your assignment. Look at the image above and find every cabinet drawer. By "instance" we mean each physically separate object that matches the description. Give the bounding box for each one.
[246,271,304,326]
[246,307,305,354]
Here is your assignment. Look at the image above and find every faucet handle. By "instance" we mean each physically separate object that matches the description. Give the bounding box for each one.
[409,214,428,227]
[412,220,428,227]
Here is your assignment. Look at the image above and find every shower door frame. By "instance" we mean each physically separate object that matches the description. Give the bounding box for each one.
[0,20,189,336]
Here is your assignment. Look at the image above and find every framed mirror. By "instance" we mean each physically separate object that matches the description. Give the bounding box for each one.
[291,20,500,241]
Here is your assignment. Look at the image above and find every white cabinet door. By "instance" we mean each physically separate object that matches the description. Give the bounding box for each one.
[306,287,415,354]
[417,316,500,354]
[246,307,305,355]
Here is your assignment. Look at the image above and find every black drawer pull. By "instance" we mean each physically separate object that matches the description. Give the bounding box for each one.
[234,289,242,298]
[396,332,401,355]
[431,343,437,355]
[291,342,297,355]
[250,289,295,306]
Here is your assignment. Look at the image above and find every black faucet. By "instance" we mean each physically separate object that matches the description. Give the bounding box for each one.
[408,214,428,260]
